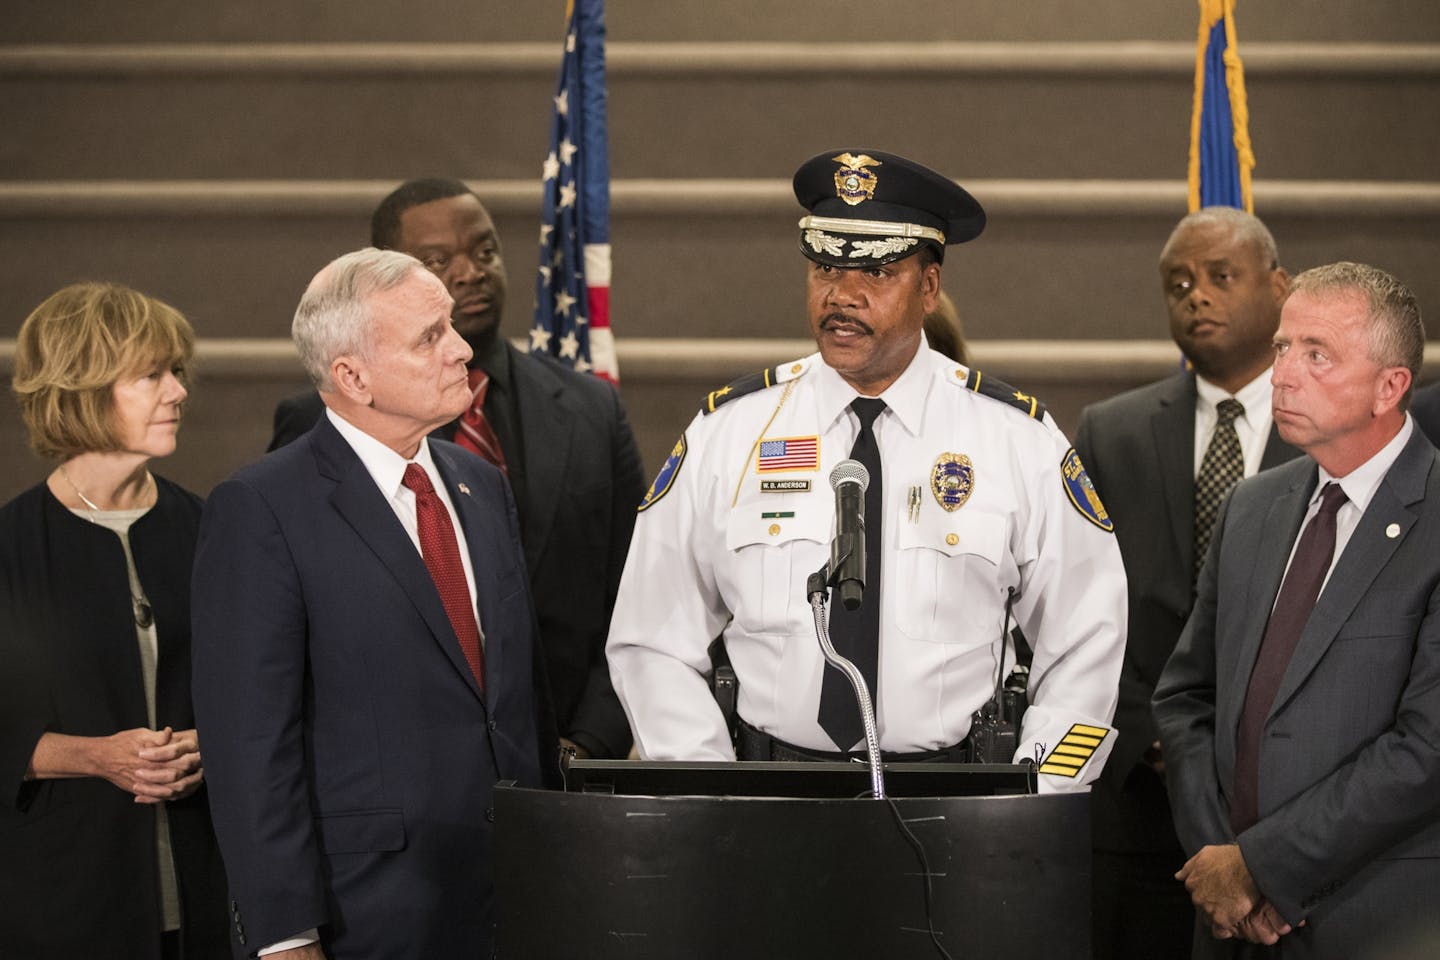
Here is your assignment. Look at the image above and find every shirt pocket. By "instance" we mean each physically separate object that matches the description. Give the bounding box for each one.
[894,509,1007,643]
[725,507,829,637]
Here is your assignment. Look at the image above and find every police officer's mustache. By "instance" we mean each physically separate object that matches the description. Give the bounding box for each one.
[820,313,873,334]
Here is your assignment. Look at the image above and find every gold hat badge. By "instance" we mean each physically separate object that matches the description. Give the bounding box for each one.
[832,153,882,206]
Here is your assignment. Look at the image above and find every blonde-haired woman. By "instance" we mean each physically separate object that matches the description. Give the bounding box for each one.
[0,283,227,958]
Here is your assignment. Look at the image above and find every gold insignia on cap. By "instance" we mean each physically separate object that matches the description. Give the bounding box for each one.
[931,453,975,512]
[832,153,882,206]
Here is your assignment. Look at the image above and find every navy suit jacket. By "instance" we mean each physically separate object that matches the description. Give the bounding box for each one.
[270,343,643,758]
[1075,371,1300,853]
[193,414,556,958]
[1155,427,1440,958]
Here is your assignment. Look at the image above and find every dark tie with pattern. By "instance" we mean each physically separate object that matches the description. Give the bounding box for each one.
[1194,398,1246,576]
[1230,481,1347,833]
[455,369,507,474]
[818,397,886,751]
[402,463,485,689]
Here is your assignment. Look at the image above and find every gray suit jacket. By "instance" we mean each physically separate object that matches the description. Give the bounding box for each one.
[1154,427,1440,958]
[1075,371,1299,853]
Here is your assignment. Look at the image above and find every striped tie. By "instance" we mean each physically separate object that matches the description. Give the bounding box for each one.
[456,369,507,474]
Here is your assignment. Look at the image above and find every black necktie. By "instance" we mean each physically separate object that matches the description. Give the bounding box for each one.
[818,397,886,751]
[1230,481,1347,833]
[1195,398,1245,577]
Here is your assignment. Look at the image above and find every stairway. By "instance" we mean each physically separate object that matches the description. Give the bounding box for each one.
[2,1,1437,499]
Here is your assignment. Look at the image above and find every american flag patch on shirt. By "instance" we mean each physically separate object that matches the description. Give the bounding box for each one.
[757,436,820,472]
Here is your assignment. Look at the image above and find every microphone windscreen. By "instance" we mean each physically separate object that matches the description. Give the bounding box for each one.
[828,459,870,492]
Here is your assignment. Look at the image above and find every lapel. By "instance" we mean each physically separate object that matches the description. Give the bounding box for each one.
[1150,373,1199,581]
[432,443,512,704]
[1222,461,1316,732]
[310,417,486,704]
[1269,430,1433,717]
[509,346,578,568]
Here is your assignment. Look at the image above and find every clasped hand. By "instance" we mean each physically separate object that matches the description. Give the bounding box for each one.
[1177,843,1298,945]
[100,726,204,804]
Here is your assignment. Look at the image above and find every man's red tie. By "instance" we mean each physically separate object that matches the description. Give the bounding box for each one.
[402,463,485,689]
[455,369,507,474]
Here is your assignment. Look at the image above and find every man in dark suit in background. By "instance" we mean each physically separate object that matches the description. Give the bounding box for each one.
[271,179,643,762]
[1075,207,1300,958]
[1411,380,1440,446]
[1155,262,1440,958]
[194,248,557,958]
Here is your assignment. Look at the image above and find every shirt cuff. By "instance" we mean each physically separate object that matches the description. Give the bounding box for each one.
[259,930,320,955]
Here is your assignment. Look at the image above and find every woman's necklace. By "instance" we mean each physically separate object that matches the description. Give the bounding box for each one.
[57,465,156,628]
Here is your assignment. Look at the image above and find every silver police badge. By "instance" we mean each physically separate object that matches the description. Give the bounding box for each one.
[931,453,975,512]
[832,152,881,206]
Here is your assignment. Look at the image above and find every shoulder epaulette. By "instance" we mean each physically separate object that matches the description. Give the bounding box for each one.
[701,357,811,415]
[956,367,1048,421]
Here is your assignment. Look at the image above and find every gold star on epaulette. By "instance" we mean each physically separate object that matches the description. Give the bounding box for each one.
[701,366,788,415]
[959,368,1048,421]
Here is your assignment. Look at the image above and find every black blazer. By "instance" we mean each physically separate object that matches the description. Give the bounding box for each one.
[0,478,229,959]
[193,419,556,957]
[1074,372,1301,853]
[270,344,644,758]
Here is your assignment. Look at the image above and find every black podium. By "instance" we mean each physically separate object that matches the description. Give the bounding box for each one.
[495,761,1089,959]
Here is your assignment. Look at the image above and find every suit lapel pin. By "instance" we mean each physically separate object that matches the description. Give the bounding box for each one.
[458,483,471,496]
[1385,522,1400,539]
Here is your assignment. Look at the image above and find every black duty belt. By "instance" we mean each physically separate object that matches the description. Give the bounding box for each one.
[736,719,972,764]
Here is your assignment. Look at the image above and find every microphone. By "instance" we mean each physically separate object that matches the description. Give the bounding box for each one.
[829,459,870,610]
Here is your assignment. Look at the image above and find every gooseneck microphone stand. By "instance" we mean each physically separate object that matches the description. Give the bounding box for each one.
[806,565,885,800]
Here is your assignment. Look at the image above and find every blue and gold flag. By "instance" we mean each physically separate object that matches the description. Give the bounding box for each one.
[1188,0,1255,212]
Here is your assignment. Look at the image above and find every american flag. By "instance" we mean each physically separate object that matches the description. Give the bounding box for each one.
[757,437,820,473]
[1188,0,1255,212]
[531,0,618,381]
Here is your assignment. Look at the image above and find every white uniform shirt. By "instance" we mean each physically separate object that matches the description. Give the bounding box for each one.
[607,347,1127,793]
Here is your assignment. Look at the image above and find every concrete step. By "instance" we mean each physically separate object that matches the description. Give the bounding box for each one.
[4,44,1437,181]
[8,1,1439,44]
[5,335,1440,507]
[2,179,1437,347]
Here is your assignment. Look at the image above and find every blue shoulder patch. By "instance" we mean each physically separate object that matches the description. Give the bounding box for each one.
[1060,448,1114,533]
[638,434,687,512]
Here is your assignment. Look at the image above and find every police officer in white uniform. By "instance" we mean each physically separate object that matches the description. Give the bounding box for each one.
[607,149,1126,793]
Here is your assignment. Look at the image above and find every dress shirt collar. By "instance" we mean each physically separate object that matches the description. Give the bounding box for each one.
[326,406,443,497]
[1195,366,1273,434]
[812,336,935,438]
[1317,415,1414,515]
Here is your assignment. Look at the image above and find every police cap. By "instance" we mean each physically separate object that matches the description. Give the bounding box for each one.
[793,149,985,267]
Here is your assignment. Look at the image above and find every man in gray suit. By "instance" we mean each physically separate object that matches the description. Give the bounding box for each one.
[1154,262,1440,958]
[1076,207,1299,959]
